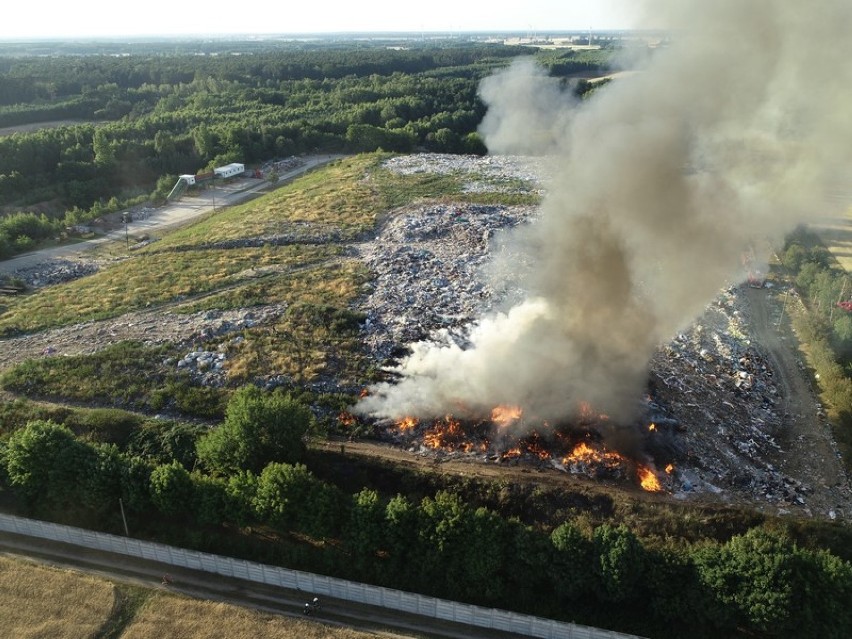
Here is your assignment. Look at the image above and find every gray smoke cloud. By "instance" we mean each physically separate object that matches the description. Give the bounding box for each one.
[357,0,852,424]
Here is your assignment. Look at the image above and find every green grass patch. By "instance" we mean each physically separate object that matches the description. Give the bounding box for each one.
[221,261,371,384]
[149,155,387,250]
[0,341,226,419]
[0,245,338,335]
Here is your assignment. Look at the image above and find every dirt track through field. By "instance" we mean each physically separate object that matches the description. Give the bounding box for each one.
[745,286,850,514]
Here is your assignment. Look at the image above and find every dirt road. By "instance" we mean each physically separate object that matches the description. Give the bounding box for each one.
[744,285,851,516]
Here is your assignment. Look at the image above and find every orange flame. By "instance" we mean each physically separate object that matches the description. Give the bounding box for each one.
[491,404,523,427]
[638,465,663,492]
[665,463,675,474]
[648,423,657,432]
[423,415,472,451]
[525,435,552,461]
[396,416,418,431]
[563,441,621,464]
[577,401,610,423]
[338,411,356,427]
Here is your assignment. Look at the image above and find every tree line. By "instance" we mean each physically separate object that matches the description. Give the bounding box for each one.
[0,384,850,639]
[781,231,852,458]
[0,42,612,259]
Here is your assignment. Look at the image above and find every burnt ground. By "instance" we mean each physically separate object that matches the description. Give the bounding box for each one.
[0,154,850,522]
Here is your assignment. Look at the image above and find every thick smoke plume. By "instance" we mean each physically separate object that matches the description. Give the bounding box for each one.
[358,0,852,425]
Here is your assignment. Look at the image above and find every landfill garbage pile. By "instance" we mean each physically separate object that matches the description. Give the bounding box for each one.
[353,154,852,520]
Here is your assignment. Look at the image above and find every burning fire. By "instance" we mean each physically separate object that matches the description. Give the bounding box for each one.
[388,403,670,493]
[561,441,625,474]
[577,401,609,423]
[338,411,356,428]
[637,465,663,492]
[499,432,552,461]
[665,463,675,474]
[423,415,487,453]
[491,404,523,427]
[502,446,523,459]
[648,423,657,432]
[396,416,418,431]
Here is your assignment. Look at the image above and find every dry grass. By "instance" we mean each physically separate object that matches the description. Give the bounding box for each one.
[153,155,386,249]
[811,211,852,272]
[0,245,338,335]
[0,556,116,639]
[0,556,400,639]
[124,594,382,639]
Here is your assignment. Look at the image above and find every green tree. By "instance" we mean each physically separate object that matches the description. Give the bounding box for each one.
[384,494,420,587]
[253,462,339,538]
[196,385,310,475]
[592,523,647,603]
[191,472,229,526]
[506,522,554,613]
[224,470,259,527]
[127,420,204,468]
[346,488,386,574]
[119,453,154,515]
[149,461,194,517]
[4,420,92,510]
[693,527,798,635]
[550,521,596,602]
[82,442,125,516]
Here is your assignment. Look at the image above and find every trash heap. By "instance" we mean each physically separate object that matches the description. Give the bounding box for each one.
[5,257,100,289]
[353,153,852,519]
[358,202,536,363]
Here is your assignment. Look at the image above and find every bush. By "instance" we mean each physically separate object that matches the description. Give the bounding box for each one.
[196,385,310,475]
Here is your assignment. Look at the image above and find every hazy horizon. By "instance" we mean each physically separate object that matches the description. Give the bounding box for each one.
[2,0,634,40]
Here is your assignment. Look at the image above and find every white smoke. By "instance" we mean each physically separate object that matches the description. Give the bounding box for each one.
[357,0,852,424]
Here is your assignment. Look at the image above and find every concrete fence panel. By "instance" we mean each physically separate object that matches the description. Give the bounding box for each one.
[397,591,419,614]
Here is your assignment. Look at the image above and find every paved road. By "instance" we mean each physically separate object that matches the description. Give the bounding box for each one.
[0,529,531,639]
[0,155,343,275]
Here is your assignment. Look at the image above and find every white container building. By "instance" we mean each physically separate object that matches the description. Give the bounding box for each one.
[214,163,245,179]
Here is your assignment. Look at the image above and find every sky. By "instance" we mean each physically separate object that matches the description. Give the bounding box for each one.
[0,0,635,39]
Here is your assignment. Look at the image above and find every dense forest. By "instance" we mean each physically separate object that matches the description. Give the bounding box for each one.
[0,41,612,258]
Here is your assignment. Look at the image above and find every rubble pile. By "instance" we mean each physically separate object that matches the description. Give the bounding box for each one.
[8,257,101,289]
[358,202,536,362]
[170,305,287,386]
[0,303,286,377]
[382,153,545,188]
[650,292,790,499]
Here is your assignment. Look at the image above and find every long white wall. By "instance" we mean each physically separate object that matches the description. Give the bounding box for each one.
[0,513,644,639]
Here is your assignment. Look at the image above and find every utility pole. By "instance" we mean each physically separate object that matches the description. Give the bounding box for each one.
[119,498,129,536]
[121,211,129,250]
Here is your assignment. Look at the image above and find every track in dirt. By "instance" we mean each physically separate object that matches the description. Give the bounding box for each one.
[745,286,849,510]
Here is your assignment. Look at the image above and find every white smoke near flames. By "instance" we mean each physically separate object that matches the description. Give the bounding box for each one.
[357,0,852,424]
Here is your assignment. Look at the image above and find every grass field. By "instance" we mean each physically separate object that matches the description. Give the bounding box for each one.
[0,555,392,639]
[0,555,117,638]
